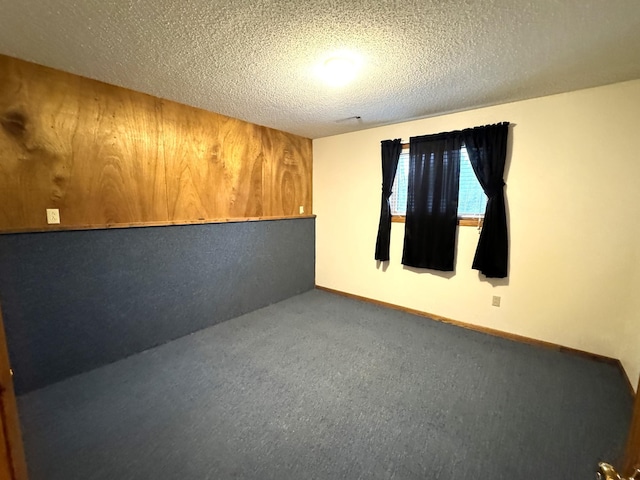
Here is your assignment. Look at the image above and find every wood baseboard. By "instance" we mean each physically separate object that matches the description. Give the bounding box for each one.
[315,285,635,397]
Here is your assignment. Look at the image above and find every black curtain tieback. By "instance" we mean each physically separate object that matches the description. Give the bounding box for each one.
[485,181,505,198]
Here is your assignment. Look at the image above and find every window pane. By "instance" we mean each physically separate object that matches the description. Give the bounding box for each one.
[390,151,409,215]
[458,146,487,217]
[389,146,486,218]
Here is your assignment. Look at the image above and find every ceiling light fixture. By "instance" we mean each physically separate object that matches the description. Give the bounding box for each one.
[318,51,361,87]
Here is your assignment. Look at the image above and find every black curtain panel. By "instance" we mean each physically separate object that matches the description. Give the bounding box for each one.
[375,139,403,261]
[461,122,509,278]
[402,133,462,271]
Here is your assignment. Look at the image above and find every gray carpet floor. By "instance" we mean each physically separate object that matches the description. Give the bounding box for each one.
[18,289,633,479]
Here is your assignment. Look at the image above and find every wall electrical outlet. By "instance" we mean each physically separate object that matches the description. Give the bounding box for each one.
[299,206,304,214]
[492,295,501,307]
[46,208,60,224]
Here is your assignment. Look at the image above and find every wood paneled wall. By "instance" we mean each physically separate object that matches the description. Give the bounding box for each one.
[0,55,312,232]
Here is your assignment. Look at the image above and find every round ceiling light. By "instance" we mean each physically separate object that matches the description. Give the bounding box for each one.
[319,52,361,87]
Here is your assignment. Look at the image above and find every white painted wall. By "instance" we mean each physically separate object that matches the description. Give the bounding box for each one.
[619,243,640,390]
[314,80,640,385]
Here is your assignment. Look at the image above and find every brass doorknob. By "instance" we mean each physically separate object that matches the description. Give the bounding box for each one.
[597,462,622,480]
[597,462,640,480]
[596,462,622,480]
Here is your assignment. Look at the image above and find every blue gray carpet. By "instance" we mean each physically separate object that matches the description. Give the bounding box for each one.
[18,289,633,479]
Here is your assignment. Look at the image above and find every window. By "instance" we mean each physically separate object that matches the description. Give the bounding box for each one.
[390,144,486,225]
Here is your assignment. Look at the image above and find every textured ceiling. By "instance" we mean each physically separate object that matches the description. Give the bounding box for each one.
[0,0,639,139]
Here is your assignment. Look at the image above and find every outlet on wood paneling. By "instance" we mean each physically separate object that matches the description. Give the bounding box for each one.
[0,54,312,232]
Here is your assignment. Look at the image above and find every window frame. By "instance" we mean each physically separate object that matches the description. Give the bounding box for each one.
[390,143,485,227]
